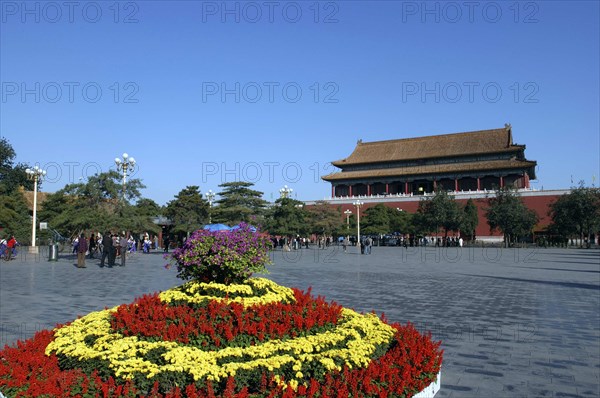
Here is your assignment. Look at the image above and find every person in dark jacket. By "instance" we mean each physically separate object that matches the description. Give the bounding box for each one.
[77,233,88,268]
[100,232,113,267]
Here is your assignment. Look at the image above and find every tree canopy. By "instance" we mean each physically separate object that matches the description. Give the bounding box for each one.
[212,182,268,225]
[164,186,208,237]
[416,190,462,236]
[263,197,307,236]
[0,138,35,194]
[486,187,539,246]
[548,182,600,247]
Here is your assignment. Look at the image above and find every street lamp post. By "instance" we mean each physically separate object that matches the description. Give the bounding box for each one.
[353,201,363,250]
[279,185,293,199]
[114,153,136,199]
[205,189,216,223]
[26,166,47,253]
[344,209,352,231]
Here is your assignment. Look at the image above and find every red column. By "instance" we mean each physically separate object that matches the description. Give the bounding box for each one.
[385,183,389,194]
[405,182,409,194]
[524,173,530,188]
[455,179,459,191]
[477,177,481,190]
[332,186,335,197]
[349,185,353,197]
[367,184,371,196]
[433,180,437,191]
[500,176,504,188]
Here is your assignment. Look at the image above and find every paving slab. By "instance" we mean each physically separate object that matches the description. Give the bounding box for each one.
[1,245,599,397]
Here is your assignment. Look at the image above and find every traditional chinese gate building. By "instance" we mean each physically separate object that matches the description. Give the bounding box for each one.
[317,125,567,241]
[322,124,536,197]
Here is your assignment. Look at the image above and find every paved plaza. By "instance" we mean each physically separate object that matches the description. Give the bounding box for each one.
[1,245,599,397]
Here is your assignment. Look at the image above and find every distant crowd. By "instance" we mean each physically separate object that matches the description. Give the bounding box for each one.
[72,232,161,268]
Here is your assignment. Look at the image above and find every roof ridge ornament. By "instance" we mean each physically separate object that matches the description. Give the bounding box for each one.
[504,123,512,147]
[357,139,363,145]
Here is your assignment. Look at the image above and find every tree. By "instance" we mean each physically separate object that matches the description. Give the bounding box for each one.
[305,201,344,235]
[486,187,539,246]
[165,186,208,237]
[0,138,35,194]
[212,182,268,225]
[388,208,414,235]
[264,197,307,236]
[38,171,147,239]
[461,198,479,241]
[362,204,391,235]
[135,198,162,218]
[0,189,32,243]
[548,182,600,247]
[417,190,462,237]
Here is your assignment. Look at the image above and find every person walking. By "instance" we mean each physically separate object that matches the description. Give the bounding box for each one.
[6,236,16,261]
[120,233,128,266]
[76,233,88,268]
[365,236,372,254]
[163,236,170,253]
[100,232,113,267]
[88,233,96,259]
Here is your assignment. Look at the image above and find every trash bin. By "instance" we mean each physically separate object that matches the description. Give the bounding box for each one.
[48,244,59,261]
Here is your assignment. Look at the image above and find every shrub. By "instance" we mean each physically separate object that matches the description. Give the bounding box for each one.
[168,223,272,284]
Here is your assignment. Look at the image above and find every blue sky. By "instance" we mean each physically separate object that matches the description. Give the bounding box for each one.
[1,0,599,205]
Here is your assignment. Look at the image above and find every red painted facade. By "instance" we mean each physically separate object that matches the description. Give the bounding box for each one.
[318,191,565,239]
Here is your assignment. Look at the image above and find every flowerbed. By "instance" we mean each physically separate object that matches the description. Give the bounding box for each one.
[0,278,443,397]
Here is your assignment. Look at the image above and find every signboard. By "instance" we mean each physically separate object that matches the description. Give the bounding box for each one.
[39,222,48,230]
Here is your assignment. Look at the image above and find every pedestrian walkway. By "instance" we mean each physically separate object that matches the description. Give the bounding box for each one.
[1,246,599,397]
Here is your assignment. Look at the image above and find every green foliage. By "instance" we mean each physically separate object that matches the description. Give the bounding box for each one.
[486,187,539,245]
[168,224,272,284]
[0,138,35,194]
[305,201,344,235]
[38,172,146,239]
[548,182,600,246]
[212,182,268,225]
[264,197,307,236]
[417,190,462,236]
[0,189,31,243]
[461,199,479,240]
[165,186,208,236]
[362,204,390,235]
[388,208,414,235]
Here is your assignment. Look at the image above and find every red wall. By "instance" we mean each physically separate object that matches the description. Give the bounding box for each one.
[331,193,562,237]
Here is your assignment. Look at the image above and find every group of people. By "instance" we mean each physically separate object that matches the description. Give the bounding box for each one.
[72,232,161,268]
[0,235,18,261]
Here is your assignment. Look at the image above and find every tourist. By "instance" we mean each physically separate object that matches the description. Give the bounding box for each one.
[76,233,87,268]
[365,236,373,254]
[6,236,17,261]
[100,232,112,267]
[88,233,96,259]
[163,236,170,253]
[120,234,128,266]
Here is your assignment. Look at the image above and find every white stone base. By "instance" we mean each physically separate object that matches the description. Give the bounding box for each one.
[413,371,441,398]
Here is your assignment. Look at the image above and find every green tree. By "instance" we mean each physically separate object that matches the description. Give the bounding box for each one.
[486,187,539,247]
[306,201,344,235]
[0,138,35,194]
[388,208,414,235]
[417,190,462,237]
[212,182,268,225]
[264,197,307,236]
[362,204,391,235]
[165,186,208,237]
[38,171,146,239]
[0,189,32,243]
[548,182,600,247]
[461,198,479,241]
[135,198,162,218]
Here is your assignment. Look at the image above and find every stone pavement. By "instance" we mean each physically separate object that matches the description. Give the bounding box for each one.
[1,245,599,397]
